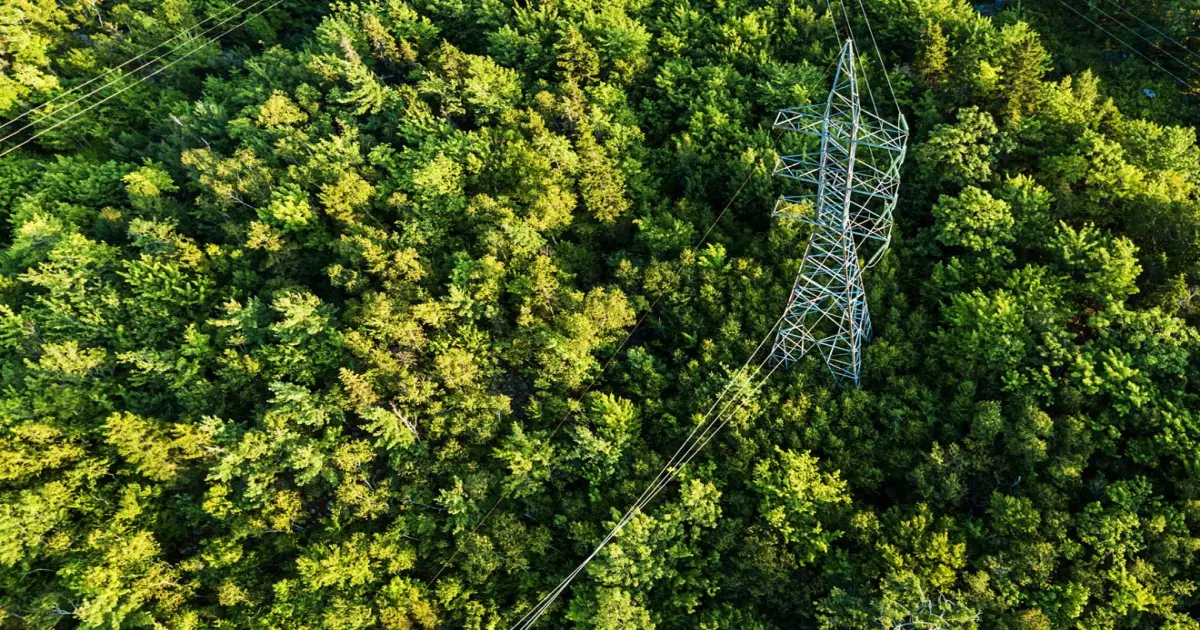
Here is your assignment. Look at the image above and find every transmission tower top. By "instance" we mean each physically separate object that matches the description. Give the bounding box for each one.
[770,38,909,385]
[773,38,908,268]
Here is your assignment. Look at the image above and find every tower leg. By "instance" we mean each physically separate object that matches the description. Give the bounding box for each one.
[771,220,868,385]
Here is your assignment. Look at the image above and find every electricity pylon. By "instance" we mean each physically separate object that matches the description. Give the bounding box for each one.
[770,39,909,385]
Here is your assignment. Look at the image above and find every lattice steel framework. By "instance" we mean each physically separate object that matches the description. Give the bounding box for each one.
[770,39,909,385]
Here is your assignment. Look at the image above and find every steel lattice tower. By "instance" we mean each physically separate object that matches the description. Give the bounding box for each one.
[770,39,909,385]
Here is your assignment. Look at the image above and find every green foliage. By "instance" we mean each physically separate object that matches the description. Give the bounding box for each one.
[751,449,849,564]
[917,107,999,188]
[2,0,1200,628]
[933,186,1015,256]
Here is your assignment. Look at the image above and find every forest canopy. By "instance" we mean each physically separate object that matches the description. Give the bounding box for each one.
[2,0,1200,628]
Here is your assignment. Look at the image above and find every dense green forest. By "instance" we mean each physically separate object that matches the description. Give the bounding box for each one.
[3,0,1200,627]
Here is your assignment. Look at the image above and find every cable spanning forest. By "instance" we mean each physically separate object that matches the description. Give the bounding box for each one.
[2,0,1199,627]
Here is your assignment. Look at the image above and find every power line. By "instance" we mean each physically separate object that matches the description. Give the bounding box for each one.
[826,0,902,121]
[855,0,902,112]
[1102,0,1200,64]
[424,129,785,589]
[1052,0,1192,89]
[510,317,785,629]
[0,0,271,147]
[0,0,284,160]
[511,356,776,629]
[0,0,260,134]
[836,0,882,118]
[513,362,781,629]
[835,0,854,45]
[828,0,886,121]
[1085,0,1200,80]
[823,0,843,42]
